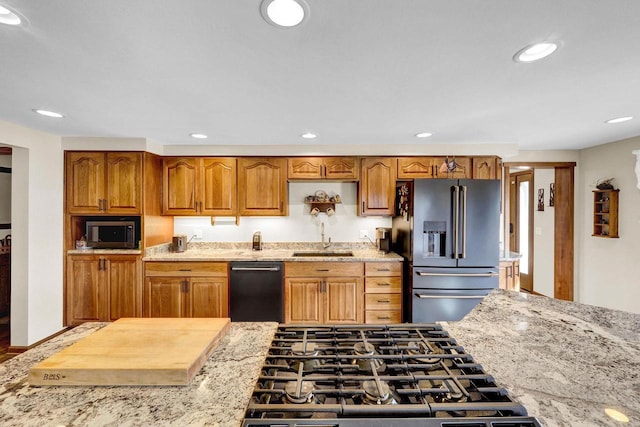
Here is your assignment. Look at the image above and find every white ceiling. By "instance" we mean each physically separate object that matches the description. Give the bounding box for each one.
[0,0,639,150]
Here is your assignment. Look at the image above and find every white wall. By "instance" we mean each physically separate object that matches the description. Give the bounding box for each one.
[0,120,64,346]
[533,169,555,297]
[578,137,640,314]
[174,182,391,243]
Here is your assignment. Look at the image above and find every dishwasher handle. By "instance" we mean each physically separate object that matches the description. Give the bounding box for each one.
[231,266,281,272]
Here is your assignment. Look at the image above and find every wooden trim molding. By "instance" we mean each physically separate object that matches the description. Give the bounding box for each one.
[8,327,72,354]
[554,166,574,301]
[504,162,577,169]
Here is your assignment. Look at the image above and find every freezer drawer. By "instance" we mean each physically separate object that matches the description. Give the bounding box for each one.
[411,288,491,322]
[412,267,499,290]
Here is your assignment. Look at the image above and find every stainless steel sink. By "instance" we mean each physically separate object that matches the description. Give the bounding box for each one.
[292,251,354,257]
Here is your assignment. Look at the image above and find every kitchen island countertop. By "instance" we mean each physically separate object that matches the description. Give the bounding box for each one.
[2,291,638,426]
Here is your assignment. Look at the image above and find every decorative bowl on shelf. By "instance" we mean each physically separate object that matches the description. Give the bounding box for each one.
[596,178,615,190]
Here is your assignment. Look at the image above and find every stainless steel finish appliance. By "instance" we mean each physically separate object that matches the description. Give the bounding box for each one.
[392,179,500,322]
[229,261,283,322]
[375,227,391,253]
[85,220,136,249]
[172,235,186,253]
[241,324,542,427]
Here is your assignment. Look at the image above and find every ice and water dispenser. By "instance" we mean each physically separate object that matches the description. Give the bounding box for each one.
[423,221,446,257]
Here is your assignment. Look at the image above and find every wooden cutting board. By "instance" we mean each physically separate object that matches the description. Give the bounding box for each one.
[29,317,231,386]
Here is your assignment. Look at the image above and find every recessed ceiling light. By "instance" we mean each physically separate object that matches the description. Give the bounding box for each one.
[415,132,433,138]
[605,116,633,124]
[261,0,307,28]
[513,42,558,63]
[301,132,317,139]
[33,109,64,118]
[0,4,21,26]
[190,133,208,139]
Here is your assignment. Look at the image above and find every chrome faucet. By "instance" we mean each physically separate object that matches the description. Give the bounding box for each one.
[321,222,332,249]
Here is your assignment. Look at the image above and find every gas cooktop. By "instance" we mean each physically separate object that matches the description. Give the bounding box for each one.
[242,324,542,427]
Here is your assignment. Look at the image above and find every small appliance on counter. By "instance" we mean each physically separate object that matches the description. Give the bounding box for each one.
[252,231,262,251]
[376,227,392,253]
[172,235,187,253]
[86,220,136,249]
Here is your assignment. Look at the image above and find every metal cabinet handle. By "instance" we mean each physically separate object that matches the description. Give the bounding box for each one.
[377,282,391,286]
[506,265,513,278]
[461,185,467,259]
[362,201,365,212]
[377,299,391,303]
[453,185,460,259]
[179,269,192,271]
[514,264,520,276]
[376,268,390,272]
[377,316,391,320]
[316,269,330,272]
[415,294,484,299]
[416,271,498,277]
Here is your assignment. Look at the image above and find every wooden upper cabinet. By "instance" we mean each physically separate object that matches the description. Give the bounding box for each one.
[359,157,396,216]
[162,157,237,216]
[397,157,471,179]
[472,156,501,180]
[66,151,142,214]
[238,158,288,216]
[288,157,358,180]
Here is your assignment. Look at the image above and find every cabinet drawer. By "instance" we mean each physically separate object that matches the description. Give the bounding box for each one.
[365,277,402,293]
[365,310,402,324]
[365,293,402,310]
[145,262,228,277]
[365,262,402,276]
[285,262,363,277]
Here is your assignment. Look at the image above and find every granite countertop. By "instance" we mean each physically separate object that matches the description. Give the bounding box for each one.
[0,322,278,427]
[500,251,522,261]
[444,289,640,427]
[143,242,403,262]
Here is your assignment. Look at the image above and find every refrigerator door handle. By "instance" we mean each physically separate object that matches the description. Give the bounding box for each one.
[415,271,499,277]
[453,185,460,259]
[415,293,485,299]
[461,184,467,259]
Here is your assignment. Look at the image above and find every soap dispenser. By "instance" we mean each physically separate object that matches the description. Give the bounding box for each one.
[252,231,262,251]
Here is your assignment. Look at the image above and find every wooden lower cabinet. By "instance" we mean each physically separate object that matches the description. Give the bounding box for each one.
[143,262,228,318]
[285,262,364,324]
[66,254,141,326]
[499,259,520,291]
[364,262,403,323]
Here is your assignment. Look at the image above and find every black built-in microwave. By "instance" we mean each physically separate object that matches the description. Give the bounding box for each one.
[85,220,136,249]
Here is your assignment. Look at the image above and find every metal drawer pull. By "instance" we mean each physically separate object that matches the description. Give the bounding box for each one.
[377,282,391,286]
[231,267,280,272]
[415,271,498,277]
[316,269,330,272]
[377,299,391,303]
[179,269,192,272]
[415,294,484,299]
[377,316,391,320]
[376,268,390,272]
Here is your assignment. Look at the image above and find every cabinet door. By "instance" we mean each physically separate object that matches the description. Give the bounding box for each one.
[188,277,229,317]
[397,157,436,179]
[238,158,288,216]
[163,157,198,215]
[106,256,141,321]
[324,278,364,324]
[106,152,142,214]
[67,256,103,325]
[66,152,105,214]
[359,158,395,216]
[472,157,499,179]
[144,277,185,317]
[285,278,322,324]
[288,157,324,179]
[200,158,237,216]
[323,157,359,180]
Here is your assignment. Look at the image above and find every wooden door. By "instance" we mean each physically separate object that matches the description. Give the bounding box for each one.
[288,157,324,179]
[105,152,142,214]
[188,277,229,317]
[144,276,185,317]
[200,158,237,216]
[324,278,363,324]
[511,171,534,293]
[473,157,499,179]
[238,158,288,216]
[163,157,198,215]
[285,278,322,324]
[66,256,102,325]
[359,158,395,216]
[396,157,436,179]
[323,157,358,180]
[106,256,141,321]
[66,152,105,214]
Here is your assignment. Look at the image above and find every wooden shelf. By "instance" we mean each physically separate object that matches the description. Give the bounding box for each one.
[592,189,619,238]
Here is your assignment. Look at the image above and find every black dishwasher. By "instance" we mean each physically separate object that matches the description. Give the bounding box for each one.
[229,261,284,322]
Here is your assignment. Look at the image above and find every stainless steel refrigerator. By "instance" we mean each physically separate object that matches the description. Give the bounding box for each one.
[392,179,501,322]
